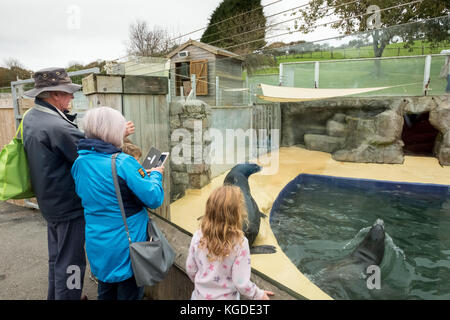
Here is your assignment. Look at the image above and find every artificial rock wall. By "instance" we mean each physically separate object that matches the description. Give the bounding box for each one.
[281,95,450,166]
[169,99,212,202]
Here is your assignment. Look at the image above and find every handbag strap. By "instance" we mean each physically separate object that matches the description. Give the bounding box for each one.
[111,152,132,245]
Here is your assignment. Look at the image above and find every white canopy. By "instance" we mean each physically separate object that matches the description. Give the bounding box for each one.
[257,83,391,102]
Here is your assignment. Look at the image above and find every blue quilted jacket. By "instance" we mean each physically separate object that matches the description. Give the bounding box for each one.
[71,139,164,283]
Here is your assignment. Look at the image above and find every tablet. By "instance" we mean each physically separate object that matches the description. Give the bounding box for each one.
[142,147,169,170]
[142,147,161,170]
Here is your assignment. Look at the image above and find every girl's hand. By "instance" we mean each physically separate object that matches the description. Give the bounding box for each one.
[124,121,135,137]
[261,290,274,300]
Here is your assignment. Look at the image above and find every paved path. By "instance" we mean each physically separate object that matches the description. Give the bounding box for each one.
[0,201,98,300]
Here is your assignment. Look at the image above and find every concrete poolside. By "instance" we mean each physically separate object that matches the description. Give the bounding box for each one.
[170,146,450,300]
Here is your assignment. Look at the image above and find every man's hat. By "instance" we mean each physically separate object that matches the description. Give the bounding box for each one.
[23,67,81,98]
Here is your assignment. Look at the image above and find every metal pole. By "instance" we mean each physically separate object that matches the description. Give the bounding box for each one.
[11,83,20,130]
[314,61,320,88]
[423,55,432,96]
[167,78,172,104]
[279,63,284,86]
[216,76,220,106]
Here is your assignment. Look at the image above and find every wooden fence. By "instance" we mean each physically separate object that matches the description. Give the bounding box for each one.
[0,107,15,149]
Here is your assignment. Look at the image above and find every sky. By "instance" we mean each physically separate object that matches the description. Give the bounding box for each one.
[0,0,337,72]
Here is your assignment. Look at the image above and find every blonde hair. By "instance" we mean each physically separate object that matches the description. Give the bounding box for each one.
[122,137,142,160]
[82,106,126,148]
[199,185,248,262]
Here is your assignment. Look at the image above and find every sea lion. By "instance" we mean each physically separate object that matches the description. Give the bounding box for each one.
[224,163,276,254]
[313,219,386,298]
[349,219,385,268]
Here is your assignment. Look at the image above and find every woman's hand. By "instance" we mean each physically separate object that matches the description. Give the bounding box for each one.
[124,121,135,137]
[146,166,164,176]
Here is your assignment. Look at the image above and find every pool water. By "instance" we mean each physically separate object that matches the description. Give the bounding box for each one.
[269,174,450,300]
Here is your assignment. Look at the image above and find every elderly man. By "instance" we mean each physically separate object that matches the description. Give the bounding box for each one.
[22,68,134,300]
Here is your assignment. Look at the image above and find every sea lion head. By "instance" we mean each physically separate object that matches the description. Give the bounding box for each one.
[352,219,386,266]
[232,162,262,178]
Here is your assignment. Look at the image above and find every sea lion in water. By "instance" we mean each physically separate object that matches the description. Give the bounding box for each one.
[224,163,276,254]
[314,219,386,297]
[349,219,385,268]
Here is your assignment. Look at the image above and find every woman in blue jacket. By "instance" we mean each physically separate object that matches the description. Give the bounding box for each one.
[71,106,164,300]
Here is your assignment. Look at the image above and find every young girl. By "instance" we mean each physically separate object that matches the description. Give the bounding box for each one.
[186,185,274,300]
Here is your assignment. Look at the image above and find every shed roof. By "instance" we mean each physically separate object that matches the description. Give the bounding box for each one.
[166,39,244,61]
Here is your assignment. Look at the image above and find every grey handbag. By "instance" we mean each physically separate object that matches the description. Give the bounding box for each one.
[111,153,175,287]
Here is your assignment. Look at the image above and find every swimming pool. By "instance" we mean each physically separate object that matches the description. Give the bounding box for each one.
[270,174,450,300]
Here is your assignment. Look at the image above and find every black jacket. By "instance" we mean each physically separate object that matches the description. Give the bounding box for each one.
[23,99,85,222]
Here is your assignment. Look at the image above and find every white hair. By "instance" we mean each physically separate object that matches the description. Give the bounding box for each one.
[82,106,126,148]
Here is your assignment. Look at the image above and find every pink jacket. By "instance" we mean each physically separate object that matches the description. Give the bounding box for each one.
[186,230,264,300]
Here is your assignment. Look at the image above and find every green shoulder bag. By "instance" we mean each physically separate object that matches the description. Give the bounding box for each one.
[0,110,35,201]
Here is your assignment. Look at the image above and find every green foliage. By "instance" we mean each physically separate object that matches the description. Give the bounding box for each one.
[201,0,266,54]
[0,66,32,89]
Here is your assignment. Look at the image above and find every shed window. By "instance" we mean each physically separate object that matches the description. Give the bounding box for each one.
[175,62,190,96]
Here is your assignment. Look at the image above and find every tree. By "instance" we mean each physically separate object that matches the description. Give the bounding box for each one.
[201,0,267,54]
[295,0,449,65]
[0,58,32,88]
[126,20,178,57]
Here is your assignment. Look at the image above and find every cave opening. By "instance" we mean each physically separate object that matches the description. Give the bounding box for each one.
[401,112,439,157]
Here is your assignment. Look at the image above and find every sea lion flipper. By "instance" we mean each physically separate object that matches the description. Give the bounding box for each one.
[250,245,276,254]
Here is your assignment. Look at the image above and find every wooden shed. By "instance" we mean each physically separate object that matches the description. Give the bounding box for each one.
[166,39,245,106]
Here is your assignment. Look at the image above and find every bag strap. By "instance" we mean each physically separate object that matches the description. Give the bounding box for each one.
[111,152,132,245]
[15,109,32,140]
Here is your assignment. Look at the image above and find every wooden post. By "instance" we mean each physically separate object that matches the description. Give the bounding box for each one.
[122,76,171,220]
[82,74,123,113]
